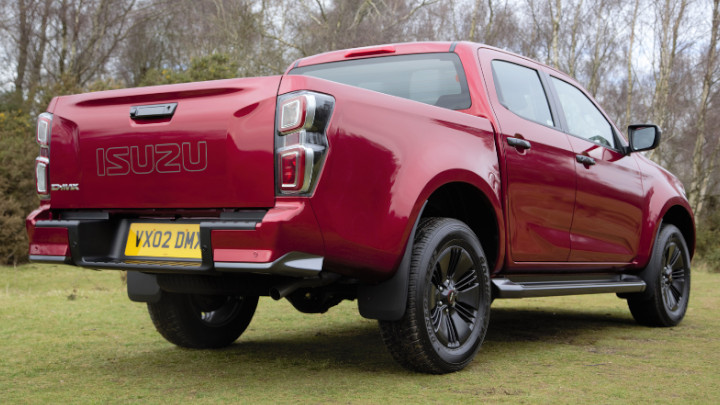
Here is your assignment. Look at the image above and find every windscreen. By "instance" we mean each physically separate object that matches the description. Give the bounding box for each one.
[290,53,471,110]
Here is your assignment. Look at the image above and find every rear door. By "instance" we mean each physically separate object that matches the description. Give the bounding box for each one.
[478,49,577,263]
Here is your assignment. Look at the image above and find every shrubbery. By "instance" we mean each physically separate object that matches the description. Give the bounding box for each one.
[696,198,720,272]
[0,109,36,265]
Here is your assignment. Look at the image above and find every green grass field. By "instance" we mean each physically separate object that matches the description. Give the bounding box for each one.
[1,263,718,404]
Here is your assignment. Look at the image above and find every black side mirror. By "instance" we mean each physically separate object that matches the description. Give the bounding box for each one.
[628,124,661,153]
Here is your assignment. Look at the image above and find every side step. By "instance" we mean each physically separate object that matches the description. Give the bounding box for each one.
[492,274,646,299]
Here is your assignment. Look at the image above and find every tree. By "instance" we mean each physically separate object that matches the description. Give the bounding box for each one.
[688,0,720,219]
[647,0,690,165]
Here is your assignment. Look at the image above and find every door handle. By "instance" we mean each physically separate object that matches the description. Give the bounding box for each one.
[576,155,596,166]
[507,137,531,150]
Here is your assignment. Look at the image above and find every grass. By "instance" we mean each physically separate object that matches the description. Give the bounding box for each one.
[1,263,719,404]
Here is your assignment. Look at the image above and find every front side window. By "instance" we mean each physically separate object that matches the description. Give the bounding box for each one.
[551,77,615,149]
[491,60,554,127]
[290,53,471,110]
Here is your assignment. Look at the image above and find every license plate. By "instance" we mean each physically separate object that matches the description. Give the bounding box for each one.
[124,223,201,259]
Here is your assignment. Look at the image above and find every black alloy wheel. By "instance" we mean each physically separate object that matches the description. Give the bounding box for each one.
[428,245,482,349]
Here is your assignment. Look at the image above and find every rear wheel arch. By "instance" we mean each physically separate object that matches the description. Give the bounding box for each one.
[420,182,501,273]
[358,180,502,321]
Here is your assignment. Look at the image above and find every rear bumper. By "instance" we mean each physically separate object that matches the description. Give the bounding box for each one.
[26,200,325,277]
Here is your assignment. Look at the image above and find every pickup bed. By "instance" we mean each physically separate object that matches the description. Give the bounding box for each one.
[27,42,695,373]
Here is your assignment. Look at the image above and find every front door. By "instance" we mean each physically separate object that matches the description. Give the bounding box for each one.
[548,76,645,263]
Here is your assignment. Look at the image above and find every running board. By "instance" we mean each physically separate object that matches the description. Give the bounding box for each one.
[492,274,646,298]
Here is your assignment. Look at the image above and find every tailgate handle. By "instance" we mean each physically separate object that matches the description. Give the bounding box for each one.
[130,103,177,120]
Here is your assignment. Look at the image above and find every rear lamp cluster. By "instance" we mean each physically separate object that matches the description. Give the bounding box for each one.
[275,92,334,195]
[35,112,53,197]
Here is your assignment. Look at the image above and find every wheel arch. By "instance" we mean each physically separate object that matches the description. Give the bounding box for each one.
[661,203,695,259]
[420,181,502,273]
[358,176,504,321]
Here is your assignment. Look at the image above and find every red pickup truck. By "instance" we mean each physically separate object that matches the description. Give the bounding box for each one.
[26,42,694,373]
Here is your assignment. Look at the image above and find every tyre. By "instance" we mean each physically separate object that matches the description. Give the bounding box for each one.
[147,292,258,348]
[627,224,691,327]
[379,218,492,374]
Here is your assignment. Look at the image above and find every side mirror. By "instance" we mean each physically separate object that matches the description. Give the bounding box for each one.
[628,124,661,153]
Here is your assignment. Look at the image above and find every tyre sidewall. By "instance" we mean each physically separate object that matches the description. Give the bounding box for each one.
[148,293,258,348]
[635,224,691,326]
[654,226,691,324]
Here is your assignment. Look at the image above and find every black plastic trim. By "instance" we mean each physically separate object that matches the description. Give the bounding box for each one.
[127,271,162,303]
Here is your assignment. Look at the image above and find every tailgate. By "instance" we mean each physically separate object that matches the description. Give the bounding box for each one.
[47,77,281,209]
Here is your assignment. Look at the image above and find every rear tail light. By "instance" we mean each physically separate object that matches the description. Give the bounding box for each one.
[37,113,52,146]
[275,92,334,195]
[35,157,49,195]
[35,112,53,198]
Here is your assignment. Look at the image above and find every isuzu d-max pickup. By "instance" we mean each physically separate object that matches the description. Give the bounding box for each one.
[26,42,694,373]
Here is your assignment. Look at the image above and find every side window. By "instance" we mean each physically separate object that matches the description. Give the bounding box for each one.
[551,77,615,149]
[491,60,554,127]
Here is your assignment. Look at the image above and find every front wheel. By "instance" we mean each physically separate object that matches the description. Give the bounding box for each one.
[379,218,492,374]
[627,224,691,327]
[147,292,258,348]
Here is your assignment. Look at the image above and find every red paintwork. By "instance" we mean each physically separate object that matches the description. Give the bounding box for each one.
[211,199,325,264]
[279,74,502,278]
[47,77,281,209]
[27,41,694,282]
[26,205,69,257]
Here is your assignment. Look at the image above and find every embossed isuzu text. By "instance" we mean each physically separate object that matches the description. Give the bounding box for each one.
[96,141,208,176]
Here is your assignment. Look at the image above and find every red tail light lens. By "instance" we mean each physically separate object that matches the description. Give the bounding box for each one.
[278,146,312,191]
[281,152,297,185]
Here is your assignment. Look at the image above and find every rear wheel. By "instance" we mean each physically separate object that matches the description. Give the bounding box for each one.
[379,218,491,374]
[627,224,691,327]
[147,292,258,348]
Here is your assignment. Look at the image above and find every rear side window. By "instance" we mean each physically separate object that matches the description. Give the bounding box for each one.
[290,53,471,110]
[491,60,554,127]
